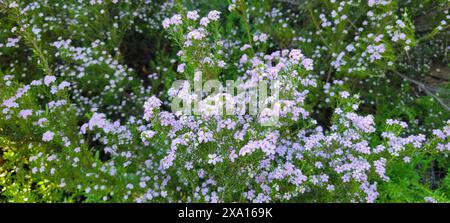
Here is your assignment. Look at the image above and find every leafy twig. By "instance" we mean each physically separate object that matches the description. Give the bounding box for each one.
[389,70,449,111]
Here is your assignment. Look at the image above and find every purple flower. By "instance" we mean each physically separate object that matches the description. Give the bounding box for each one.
[44,75,56,86]
[207,10,221,21]
[207,154,223,165]
[19,109,32,119]
[345,112,376,133]
[143,96,162,121]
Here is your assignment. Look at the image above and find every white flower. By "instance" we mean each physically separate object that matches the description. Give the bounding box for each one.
[143,96,162,121]
[186,29,206,40]
[9,1,19,8]
[207,153,223,165]
[200,17,210,26]
[228,4,236,11]
[339,91,350,98]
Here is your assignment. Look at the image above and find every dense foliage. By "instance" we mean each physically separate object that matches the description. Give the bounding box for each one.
[0,0,449,203]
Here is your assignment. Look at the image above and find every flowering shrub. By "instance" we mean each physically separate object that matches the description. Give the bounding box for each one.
[0,0,449,203]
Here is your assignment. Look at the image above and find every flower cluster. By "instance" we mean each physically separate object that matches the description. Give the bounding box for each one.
[0,0,448,204]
